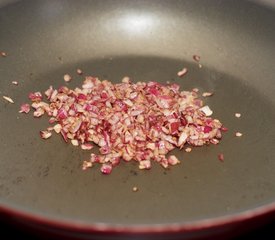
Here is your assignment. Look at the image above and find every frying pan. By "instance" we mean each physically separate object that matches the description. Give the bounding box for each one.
[1,0,275,239]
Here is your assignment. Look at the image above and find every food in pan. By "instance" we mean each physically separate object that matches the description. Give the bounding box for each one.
[22,75,225,174]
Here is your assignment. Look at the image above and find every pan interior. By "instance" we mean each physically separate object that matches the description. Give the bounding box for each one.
[1,0,275,226]
[1,56,275,225]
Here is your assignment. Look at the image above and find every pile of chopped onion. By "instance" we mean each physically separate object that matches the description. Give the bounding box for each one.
[24,76,225,174]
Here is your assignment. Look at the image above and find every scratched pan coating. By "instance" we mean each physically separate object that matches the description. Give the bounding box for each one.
[0,0,275,239]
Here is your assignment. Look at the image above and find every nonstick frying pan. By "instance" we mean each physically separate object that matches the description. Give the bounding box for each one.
[1,0,275,239]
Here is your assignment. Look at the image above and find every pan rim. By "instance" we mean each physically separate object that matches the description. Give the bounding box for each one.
[1,201,275,234]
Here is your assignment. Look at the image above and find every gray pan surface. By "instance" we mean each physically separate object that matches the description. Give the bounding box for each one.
[0,0,275,237]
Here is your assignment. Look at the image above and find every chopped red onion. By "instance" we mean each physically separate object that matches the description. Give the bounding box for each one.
[193,55,201,62]
[178,132,188,147]
[3,96,14,104]
[40,130,52,139]
[82,161,92,170]
[23,75,225,174]
[19,103,30,113]
[1,51,7,57]
[221,126,228,132]
[177,68,188,77]
[168,155,180,165]
[204,126,213,133]
[81,143,93,150]
[139,160,151,170]
[202,92,213,97]
[71,139,79,146]
[235,132,243,137]
[64,74,72,82]
[29,92,42,102]
[218,153,224,162]
[100,164,112,174]
[122,76,130,83]
[199,105,213,116]
[77,69,83,75]
[12,81,18,85]
[185,147,192,153]
[33,108,45,117]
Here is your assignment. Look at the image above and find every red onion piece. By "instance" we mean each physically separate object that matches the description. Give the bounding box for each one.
[40,130,52,139]
[193,55,201,62]
[218,153,224,162]
[3,96,14,104]
[100,164,112,174]
[63,74,72,82]
[203,126,213,133]
[19,103,30,113]
[77,69,83,75]
[28,92,42,102]
[81,143,93,150]
[177,68,188,77]
[168,155,180,165]
[1,51,7,57]
[12,81,18,85]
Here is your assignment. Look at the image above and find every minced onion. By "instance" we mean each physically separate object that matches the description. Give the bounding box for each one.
[19,103,30,113]
[3,96,14,104]
[23,76,225,174]
[218,153,224,162]
[177,68,188,77]
[193,55,201,62]
[235,113,241,118]
[235,132,243,137]
[202,92,213,97]
[77,69,83,75]
[63,74,72,82]
[1,51,7,57]
[12,81,19,85]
